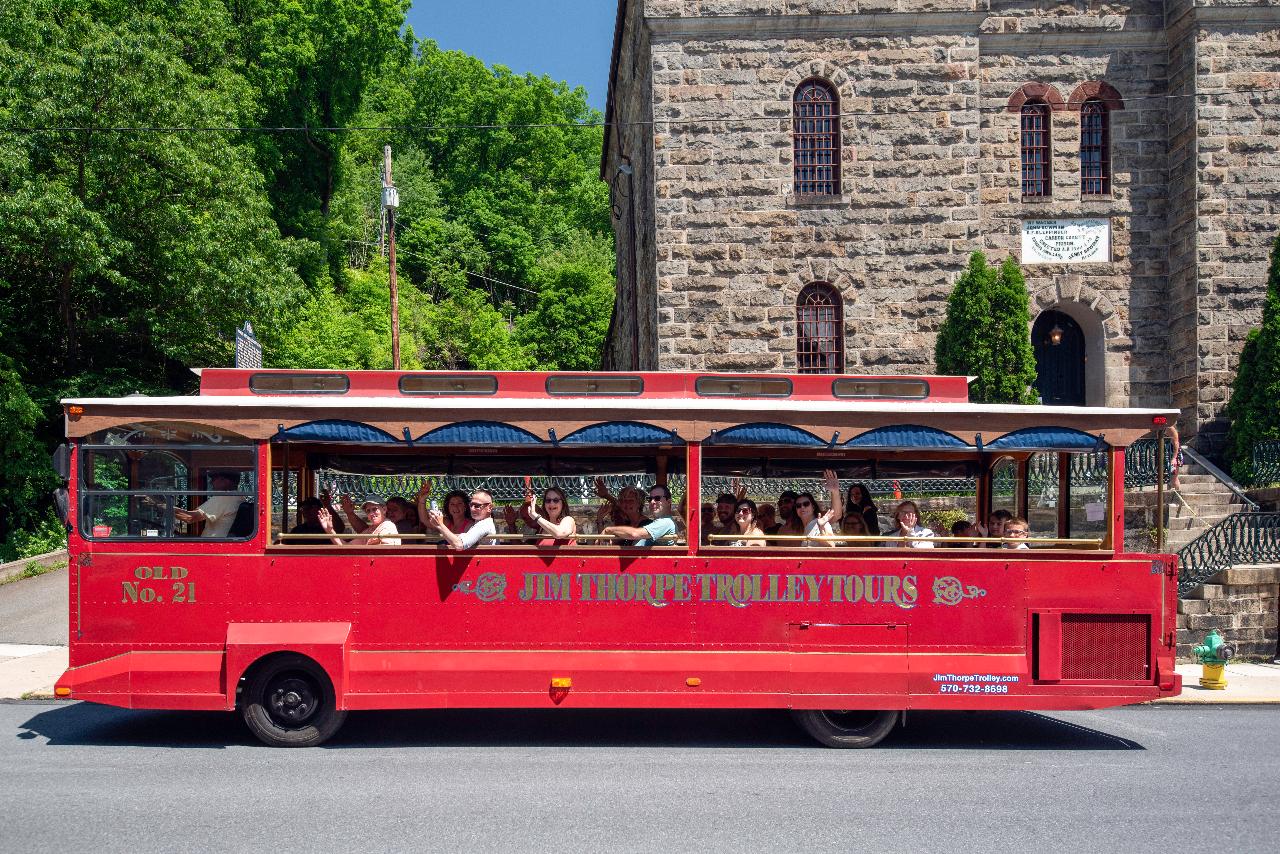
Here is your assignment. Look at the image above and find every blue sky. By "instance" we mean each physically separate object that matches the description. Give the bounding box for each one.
[405,1,617,111]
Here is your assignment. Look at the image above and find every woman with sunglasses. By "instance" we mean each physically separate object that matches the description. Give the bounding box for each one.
[794,469,843,547]
[727,498,767,547]
[522,486,577,546]
[889,500,935,548]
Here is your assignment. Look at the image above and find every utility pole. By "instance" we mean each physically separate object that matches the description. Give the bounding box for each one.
[382,145,401,370]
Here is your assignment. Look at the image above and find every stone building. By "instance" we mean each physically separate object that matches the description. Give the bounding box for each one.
[601,0,1280,450]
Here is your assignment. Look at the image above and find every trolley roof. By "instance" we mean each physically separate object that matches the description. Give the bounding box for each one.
[64,369,1175,448]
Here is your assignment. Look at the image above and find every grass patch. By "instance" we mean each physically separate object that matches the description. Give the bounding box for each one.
[0,560,66,587]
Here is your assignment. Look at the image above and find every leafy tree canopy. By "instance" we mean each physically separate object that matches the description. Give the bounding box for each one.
[0,2,616,551]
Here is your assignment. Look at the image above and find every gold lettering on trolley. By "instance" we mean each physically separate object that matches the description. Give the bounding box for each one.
[121,566,195,605]
[507,572,921,610]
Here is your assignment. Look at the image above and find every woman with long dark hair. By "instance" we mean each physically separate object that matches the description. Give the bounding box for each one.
[844,482,880,536]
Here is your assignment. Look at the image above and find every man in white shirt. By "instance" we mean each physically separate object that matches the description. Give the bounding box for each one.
[174,471,243,538]
[427,490,499,549]
[602,485,678,546]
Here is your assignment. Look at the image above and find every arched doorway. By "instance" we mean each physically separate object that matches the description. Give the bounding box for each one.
[1033,310,1086,405]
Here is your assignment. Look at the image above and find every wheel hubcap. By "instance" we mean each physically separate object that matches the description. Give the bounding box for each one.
[266,675,319,727]
[819,710,883,734]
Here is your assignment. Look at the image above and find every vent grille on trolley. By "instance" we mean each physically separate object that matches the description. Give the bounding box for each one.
[1060,614,1150,681]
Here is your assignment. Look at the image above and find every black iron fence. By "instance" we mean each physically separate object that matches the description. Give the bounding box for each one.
[1176,512,1280,594]
[1252,440,1280,487]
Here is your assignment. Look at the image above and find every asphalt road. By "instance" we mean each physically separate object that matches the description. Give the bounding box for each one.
[4,702,1277,852]
[0,566,66,646]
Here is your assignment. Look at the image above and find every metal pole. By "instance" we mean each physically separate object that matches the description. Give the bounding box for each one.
[383,145,401,370]
[1156,429,1166,552]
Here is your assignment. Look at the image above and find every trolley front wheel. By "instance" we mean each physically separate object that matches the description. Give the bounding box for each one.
[242,654,346,747]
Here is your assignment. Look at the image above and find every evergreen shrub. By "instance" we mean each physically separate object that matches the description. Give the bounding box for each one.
[936,252,1038,404]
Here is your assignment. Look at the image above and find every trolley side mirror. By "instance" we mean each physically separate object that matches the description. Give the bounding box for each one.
[52,444,71,481]
[53,487,72,531]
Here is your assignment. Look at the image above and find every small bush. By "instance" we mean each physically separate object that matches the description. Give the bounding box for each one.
[0,514,68,564]
[921,508,971,536]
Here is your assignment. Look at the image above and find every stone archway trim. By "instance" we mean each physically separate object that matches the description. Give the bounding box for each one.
[779,61,858,132]
[1067,81,1125,111]
[1006,82,1067,113]
[1029,283,1124,341]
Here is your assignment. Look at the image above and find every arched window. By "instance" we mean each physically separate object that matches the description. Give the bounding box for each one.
[1080,98,1110,196]
[796,283,844,374]
[793,79,840,196]
[1020,102,1052,198]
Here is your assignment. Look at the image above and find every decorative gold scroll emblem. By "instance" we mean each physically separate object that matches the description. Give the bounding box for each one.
[931,576,987,606]
[453,572,507,602]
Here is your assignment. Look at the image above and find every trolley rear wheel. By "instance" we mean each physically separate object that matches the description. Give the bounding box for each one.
[241,654,346,747]
[791,709,899,748]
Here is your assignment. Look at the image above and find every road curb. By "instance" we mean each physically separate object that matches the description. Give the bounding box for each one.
[0,549,68,584]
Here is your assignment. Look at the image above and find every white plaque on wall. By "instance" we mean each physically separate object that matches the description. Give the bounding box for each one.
[1021,218,1110,264]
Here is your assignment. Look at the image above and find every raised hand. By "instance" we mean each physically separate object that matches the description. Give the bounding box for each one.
[317,508,334,533]
[594,476,612,501]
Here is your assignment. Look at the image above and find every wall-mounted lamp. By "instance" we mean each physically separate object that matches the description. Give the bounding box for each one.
[1048,324,1064,346]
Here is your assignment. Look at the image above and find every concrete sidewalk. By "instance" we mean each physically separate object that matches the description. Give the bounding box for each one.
[0,644,67,700]
[1154,661,1280,704]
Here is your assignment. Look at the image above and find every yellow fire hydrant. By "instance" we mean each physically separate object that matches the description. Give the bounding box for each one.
[1192,629,1235,690]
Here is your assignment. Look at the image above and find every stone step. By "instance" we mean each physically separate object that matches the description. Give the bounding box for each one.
[1173,491,1247,506]
[1205,566,1280,585]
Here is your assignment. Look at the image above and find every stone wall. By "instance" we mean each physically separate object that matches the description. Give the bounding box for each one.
[605,0,1280,448]
[1187,4,1280,453]
[603,0,658,370]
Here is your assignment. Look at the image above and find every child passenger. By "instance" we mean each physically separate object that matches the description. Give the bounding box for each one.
[1001,517,1031,549]
[889,500,935,548]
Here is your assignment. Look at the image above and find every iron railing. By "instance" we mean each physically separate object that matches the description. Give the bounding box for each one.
[268,436,1175,512]
[1252,440,1280,487]
[1176,512,1280,594]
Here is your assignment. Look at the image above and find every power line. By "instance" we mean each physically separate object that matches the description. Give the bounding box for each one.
[341,239,540,297]
[2,85,1280,135]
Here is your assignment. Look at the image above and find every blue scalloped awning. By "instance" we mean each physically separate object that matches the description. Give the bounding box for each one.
[273,420,399,444]
[705,423,826,447]
[561,421,683,446]
[843,425,972,450]
[987,427,1105,451]
[415,421,544,445]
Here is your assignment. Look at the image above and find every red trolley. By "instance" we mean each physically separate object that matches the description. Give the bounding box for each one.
[54,370,1181,746]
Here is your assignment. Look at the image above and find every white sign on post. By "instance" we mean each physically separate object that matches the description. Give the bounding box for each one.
[1021,218,1110,264]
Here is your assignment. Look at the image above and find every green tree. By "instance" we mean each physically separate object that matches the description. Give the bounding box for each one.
[986,257,1039,404]
[935,252,1038,404]
[517,233,616,370]
[0,1,312,388]
[227,0,410,244]
[0,355,60,557]
[1225,233,1280,483]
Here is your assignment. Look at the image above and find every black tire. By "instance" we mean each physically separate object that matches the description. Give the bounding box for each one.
[791,709,899,748]
[241,654,346,747]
